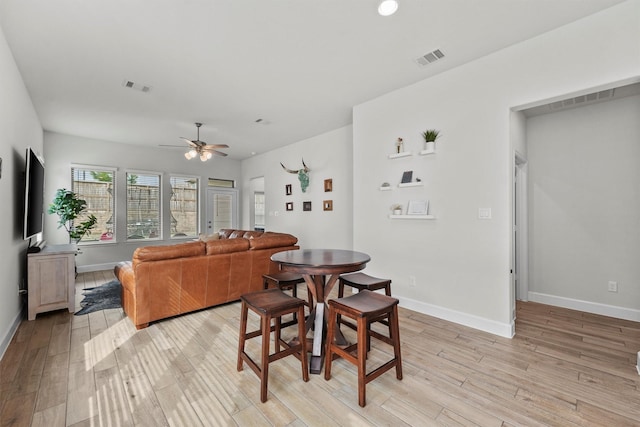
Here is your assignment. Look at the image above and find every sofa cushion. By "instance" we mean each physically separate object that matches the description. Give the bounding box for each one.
[206,237,251,255]
[249,232,298,250]
[133,241,205,267]
[242,230,263,239]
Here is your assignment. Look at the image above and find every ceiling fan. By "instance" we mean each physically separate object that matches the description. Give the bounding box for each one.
[160,122,229,161]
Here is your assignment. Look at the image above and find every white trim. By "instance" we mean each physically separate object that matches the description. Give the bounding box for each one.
[528,292,640,322]
[398,296,514,339]
[0,305,24,361]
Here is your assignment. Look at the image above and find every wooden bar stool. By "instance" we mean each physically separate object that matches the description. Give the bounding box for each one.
[324,290,402,407]
[237,288,309,402]
[263,272,313,327]
[337,273,392,347]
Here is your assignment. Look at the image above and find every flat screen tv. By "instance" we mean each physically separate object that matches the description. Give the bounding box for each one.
[23,147,45,243]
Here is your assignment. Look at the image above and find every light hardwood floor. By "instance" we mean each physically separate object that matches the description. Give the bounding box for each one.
[1,270,639,426]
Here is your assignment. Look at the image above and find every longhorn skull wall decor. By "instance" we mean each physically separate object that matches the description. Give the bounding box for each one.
[281,158,311,192]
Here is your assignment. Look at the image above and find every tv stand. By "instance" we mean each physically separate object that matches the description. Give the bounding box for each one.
[27,244,76,320]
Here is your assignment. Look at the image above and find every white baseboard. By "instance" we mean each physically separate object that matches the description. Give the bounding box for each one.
[398,296,514,338]
[76,262,119,274]
[0,305,24,361]
[528,292,640,322]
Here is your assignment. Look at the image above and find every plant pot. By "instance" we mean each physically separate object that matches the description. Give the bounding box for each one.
[424,141,435,152]
[393,209,402,215]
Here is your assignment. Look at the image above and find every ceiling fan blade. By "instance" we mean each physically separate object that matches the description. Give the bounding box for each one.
[180,137,198,147]
[209,150,228,157]
[202,144,229,150]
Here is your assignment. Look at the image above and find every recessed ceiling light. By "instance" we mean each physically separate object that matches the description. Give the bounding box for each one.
[378,0,398,16]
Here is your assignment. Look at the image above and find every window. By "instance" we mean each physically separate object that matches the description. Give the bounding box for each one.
[208,178,235,188]
[170,176,199,238]
[127,172,161,240]
[71,166,116,243]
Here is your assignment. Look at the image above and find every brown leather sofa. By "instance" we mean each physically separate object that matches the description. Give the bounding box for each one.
[114,229,299,329]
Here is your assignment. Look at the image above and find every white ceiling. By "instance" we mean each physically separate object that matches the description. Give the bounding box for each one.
[0,0,625,160]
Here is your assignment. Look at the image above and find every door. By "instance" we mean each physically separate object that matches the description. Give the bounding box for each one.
[513,153,529,304]
[205,188,238,234]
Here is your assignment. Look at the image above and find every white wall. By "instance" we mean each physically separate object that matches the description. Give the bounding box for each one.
[0,25,42,357]
[352,1,640,337]
[241,126,353,250]
[44,131,242,270]
[527,94,640,319]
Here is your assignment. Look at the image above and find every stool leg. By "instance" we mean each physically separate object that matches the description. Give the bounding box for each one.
[336,283,344,327]
[297,305,309,382]
[237,301,248,371]
[390,306,403,380]
[260,314,271,403]
[357,315,368,407]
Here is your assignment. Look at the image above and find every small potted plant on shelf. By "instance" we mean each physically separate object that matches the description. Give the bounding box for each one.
[391,204,403,215]
[48,188,98,243]
[421,129,441,153]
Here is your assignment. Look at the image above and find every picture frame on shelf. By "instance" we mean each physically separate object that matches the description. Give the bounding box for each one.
[407,200,429,215]
[401,171,413,183]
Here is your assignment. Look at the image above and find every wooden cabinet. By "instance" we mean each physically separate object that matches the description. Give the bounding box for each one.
[27,244,76,320]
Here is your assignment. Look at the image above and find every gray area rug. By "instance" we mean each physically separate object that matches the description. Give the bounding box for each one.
[75,280,122,316]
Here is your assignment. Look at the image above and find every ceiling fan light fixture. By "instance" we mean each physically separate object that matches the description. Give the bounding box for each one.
[378,0,398,16]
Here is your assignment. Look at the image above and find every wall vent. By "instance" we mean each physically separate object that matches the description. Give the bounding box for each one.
[122,79,152,93]
[415,49,445,67]
[550,88,615,110]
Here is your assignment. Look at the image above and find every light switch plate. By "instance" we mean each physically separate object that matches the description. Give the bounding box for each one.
[478,207,492,219]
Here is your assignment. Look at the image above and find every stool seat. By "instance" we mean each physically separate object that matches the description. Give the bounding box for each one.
[237,288,309,402]
[339,272,392,293]
[325,290,402,407]
[263,272,306,288]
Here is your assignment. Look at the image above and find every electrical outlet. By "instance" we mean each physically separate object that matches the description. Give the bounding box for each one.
[607,281,618,292]
[409,275,416,287]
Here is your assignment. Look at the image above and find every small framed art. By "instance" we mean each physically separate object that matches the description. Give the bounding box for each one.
[303,201,312,211]
[324,179,333,192]
[407,200,429,215]
[285,184,292,195]
[286,202,293,211]
[323,200,333,211]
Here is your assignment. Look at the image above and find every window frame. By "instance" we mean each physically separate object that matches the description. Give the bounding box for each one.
[70,164,117,245]
[126,170,163,242]
[169,174,200,240]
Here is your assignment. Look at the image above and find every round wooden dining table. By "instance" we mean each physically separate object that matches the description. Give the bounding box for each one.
[271,249,371,374]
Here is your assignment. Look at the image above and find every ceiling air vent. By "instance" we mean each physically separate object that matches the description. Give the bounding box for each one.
[122,79,152,93]
[415,49,445,67]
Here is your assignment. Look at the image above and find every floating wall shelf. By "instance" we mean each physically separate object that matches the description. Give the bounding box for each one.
[398,182,423,188]
[388,152,412,159]
[389,214,435,220]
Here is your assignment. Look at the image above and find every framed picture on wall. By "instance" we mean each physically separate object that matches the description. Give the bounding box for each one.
[407,200,429,215]
[324,179,333,192]
[323,200,333,211]
[303,201,312,211]
[285,184,292,195]
[286,202,293,211]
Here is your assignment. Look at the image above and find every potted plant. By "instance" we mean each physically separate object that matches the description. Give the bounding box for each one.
[48,188,98,243]
[391,204,403,215]
[421,129,441,152]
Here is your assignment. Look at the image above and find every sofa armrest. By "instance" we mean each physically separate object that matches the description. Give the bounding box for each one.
[249,232,298,250]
